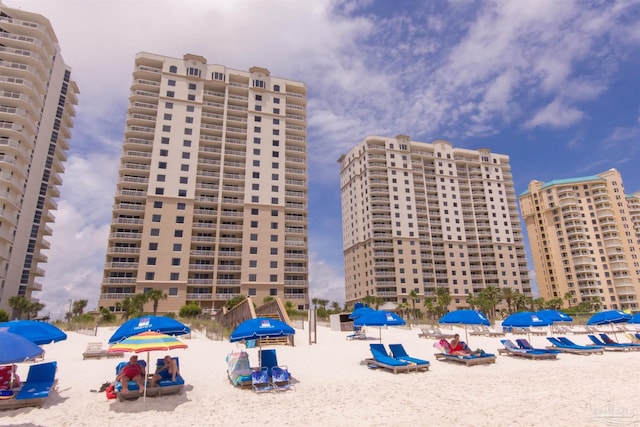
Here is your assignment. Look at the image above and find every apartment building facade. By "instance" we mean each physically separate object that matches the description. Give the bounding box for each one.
[97,53,308,316]
[0,4,78,312]
[338,136,531,312]
[519,169,640,311]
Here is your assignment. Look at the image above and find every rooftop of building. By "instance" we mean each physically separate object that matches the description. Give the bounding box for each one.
[519,174,605,196]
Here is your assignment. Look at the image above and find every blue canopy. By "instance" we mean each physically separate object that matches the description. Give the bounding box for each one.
[230,318,295,343]
[353,310,405,327]
[109,316,190,344]
[0,320,67,345]
[0,331,45,364]
[535,309,573,324]
[349,306,375,320]
[629,313,640,324]
[586,310,631,325]
[439,310,490,326]
[502,311,551,328]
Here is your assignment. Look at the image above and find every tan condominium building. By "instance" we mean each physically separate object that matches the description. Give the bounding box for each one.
[338,136,531,313]
[0,4,78,314]
[97,52,308,317]
[519,169,640,311]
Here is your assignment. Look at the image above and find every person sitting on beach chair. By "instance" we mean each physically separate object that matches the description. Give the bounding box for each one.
[115,355,145,393]
[449,334,483,356]
[150,355,179,387]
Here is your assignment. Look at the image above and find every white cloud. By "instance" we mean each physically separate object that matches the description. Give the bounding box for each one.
[523,98,584,129]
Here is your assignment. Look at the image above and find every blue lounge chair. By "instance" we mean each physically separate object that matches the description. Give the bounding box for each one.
[433,339,496,366]
[0,362,57,409]
[146,357,185,397]
[546,337,603,355]
[366,344,413,374]
[587,335,636,351]
[599,333,640,350]
[499,339,557,360]
[114,359,147,400]
[388,344,430,370]
[259,349,278,377]
[346,325,366,340]
[251,368,273,393]
[516,338,560,354]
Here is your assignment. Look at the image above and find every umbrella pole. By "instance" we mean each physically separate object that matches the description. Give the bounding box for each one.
[464,326,469,347]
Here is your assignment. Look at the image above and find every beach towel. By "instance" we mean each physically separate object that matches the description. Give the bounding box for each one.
[226,351,252,386]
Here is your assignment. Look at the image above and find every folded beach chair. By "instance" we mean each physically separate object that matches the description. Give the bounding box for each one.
[388,344,429,371]
[545,337,604,355]
[587,335,636,351]
[146,357,185,397]
[365,344,414,374]
[226,351,252,388]
[625,333,640,344]
[251,368,273,393]
[515,338,560,354]
[271,366,295,392]
[499,339,557,360]
[0,361,57,410]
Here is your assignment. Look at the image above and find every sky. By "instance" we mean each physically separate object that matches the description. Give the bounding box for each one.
[5,0,640,320]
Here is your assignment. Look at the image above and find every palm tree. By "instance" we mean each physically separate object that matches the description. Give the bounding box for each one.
[480,286,500,319]
[408,290,419,320]
[72,299,88,317]
[564,291,573,308]
[145,289,168,316]
[435,287,451,318]
[501,288,516,314]
[8,296,29,320]
[330,301,341,313]
[465,293,477,310]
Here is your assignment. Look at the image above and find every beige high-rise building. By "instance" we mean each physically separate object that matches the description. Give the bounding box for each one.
[0,4,79,314]
[97,53,308,316]
[519,169,640,311]
[338,136,531,313]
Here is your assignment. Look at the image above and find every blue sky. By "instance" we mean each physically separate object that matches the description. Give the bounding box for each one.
[6,0,640,319]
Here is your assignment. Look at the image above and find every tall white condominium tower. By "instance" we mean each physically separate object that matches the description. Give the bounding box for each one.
[338,136,531,312]
[0,4,79,313]
[519,169,640,311]
[98,53,308,316]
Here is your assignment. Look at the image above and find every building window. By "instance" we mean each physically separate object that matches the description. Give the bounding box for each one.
[176,216,185,224]
[155,188,164,195]
[187,94,195,101]
[149,242,158,250]
[179,177,188,184]
[158,162,167,169]
[164,113,172,120]
[173,243,182,251]
[248,288,256,296]
[152,214,161,222]
[249,274,257,282]
[165,102,174,109]
[150,228,160,236]
[147,257,157,265]
[174,230,183,237]
[273,84,280,92]
[251,208,259,215]
[178,189,187,197]
[251,221,258,228]
[253,80,265,88]
[170,273,179,280]
[213,72,225,81]
[168,80,176,86]
[270,274,277,282]
[270,288,278,296]
[250,233,258,241]
[252,196,259,203]
[249,261,257,268]
[183,140,191,147]
[169,66,177,73]
[162,125,171,132]
[166,91,175,98]
[153,201,163,208]
[187,67,201,77]
[168,287,178,296]
[250,247,258,254]
[171,258,180,266]
[161,137,170,144]
[145,272,155,280]
[160,149,169,156]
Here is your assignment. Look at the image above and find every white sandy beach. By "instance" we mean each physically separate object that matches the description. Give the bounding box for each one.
[1,323,639,427]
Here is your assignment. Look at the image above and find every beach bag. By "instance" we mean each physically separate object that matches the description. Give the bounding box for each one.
[105,384,117,400]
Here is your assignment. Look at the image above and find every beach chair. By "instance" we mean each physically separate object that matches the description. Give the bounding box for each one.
[271,366,295,392]
[346,325,366,340]
[432,339,496,367]
[226,351,252,388]
[82,342,124,360]
[625,333,640,344]
[146,357,185,397]
[499,339,557,360]
[388,344,429,371]
[365,344,414,374]
[114,359,147,401]
[587,335,635,352]
[259,349,279,377]
[515,338,560,355]
[251,368,273,393]
[546,337,604,355]
[0,362,57,410]
[0,365,20,391]
[598,334,640,350]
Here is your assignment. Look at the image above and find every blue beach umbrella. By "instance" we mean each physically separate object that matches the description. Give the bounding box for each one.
[586,310,631,325]
[535,309,573,324]
[439,310,490,344]
[629,313,640,324]
[109,316,190,344]
[502,311,552,328]
[353,310,405,343]
[230,318,295,343]
[0,320,67,345]
[349,306,375,319]
[0,331,45,364]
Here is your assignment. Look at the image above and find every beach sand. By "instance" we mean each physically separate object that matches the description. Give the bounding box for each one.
[1,323,638,427]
